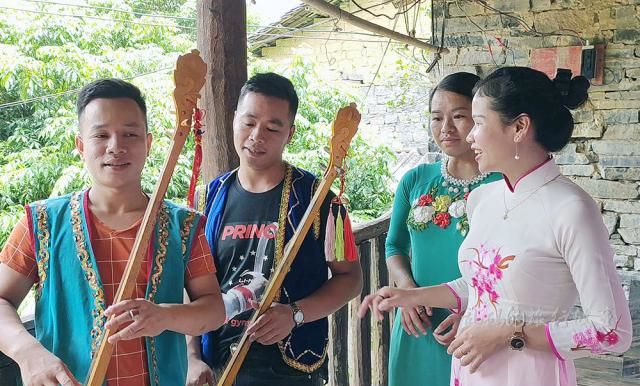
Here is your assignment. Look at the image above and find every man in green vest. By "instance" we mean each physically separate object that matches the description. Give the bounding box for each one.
[0,79,225,386]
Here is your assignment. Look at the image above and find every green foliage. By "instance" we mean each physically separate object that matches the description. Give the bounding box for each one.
[0,1,394,248]
[0,205,24,248]
[0,1,195,246]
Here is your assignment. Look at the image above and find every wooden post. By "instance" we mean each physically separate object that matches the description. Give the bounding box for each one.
[350,240,372,386]
[371,235,390,386]
[328,305,349,386]
[197,0,246,181]
[360,241,372,386]
[348,278,363,386]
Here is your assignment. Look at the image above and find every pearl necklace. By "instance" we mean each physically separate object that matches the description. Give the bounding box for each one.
[440,157,490,194]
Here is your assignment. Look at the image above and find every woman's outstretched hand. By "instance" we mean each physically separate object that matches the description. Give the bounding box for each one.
[433,312,461,346]
[358,286,423,320]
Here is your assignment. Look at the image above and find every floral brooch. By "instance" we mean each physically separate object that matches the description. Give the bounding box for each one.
[407,185,470,236]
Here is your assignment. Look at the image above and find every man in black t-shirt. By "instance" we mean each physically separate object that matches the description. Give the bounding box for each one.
[187,73,363,386]
[210,174,281,362]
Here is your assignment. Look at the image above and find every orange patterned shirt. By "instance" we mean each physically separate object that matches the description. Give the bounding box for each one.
[0,209,216,386]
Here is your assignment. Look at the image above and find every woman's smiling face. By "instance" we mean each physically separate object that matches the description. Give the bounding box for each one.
[467,95,516,174]
[430,90,475,159]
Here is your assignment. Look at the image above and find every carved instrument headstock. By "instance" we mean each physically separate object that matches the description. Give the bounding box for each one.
[173,49,207,130]
[328,102,360,171]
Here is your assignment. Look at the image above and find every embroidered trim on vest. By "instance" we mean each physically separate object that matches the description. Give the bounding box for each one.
[147,204,169,386]
[181,209,197,257]
[273,165,293,304]
[311,178,321,240]
[147,204,169,301]
[70,193,107,356]
[147,338,160,386]
[275,167,328,372]
[278,337,328,373]
[34,203,50,301]
[277,279,327,372]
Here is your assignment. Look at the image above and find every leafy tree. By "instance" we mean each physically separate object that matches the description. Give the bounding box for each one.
[0,1,195,246]
[0,0,394,249]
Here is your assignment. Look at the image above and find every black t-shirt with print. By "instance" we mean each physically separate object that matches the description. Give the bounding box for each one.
[212,174,283,365]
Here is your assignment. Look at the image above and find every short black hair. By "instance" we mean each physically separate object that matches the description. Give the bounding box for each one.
[238,72,299,124]
[76,78,147,127]
[474,66,589,152]
[429,72,481,111]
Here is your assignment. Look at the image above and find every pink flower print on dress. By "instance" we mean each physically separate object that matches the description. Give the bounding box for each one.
[571,316,622,353]
[463,244,515,316]
[489,289,499,303]
[489,255,504,279]
[453,365,463,386]
[474,302,489,321]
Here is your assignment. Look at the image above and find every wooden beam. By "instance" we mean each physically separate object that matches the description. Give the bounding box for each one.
[352,212,391,244]
[299,0,448,54]
[197,0,246,182]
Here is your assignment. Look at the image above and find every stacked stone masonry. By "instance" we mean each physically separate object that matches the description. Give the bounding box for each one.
[255,0,640,273]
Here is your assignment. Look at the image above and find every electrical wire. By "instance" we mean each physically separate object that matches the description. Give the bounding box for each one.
[252,33,390,43]
[0,5,417,45]
[351,0,421,21]
[22,0,194,21]
[417,0,443,74]
[454,0,501,66]
[323,17,342,66]
[0,66,173,111]
[0,5,198,30]
[0,0,436,110]
[250,26,382,37]
[352,0,398,12]
[430,0,445,71]
[21,0,407,23]
[410,0,421,36]
[471,0,585,44]
[362,15,400,103]
[400,0,422,37]
[21,0,400,37]
[4,4,420,40]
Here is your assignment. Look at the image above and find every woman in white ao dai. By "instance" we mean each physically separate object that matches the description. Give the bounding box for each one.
[446,156,631,386]
[359,67,632,386]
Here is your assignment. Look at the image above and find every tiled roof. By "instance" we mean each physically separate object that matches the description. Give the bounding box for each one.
[248,0,344,54]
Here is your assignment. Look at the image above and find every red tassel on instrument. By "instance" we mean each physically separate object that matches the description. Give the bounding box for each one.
[331,169,358,261]
[342,211,358,261]
[187,108,205,208]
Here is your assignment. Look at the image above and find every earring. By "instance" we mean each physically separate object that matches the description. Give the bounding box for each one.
[514,142,520,160]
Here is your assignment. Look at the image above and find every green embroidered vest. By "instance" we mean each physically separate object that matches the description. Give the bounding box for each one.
[28,191,202,385]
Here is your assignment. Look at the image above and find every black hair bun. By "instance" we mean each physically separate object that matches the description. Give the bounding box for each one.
[553,73,590,110]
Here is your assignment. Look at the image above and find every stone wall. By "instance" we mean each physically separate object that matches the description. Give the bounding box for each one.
[255,0,441,177]
[255,0,640,270]
[429,0,640,272]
